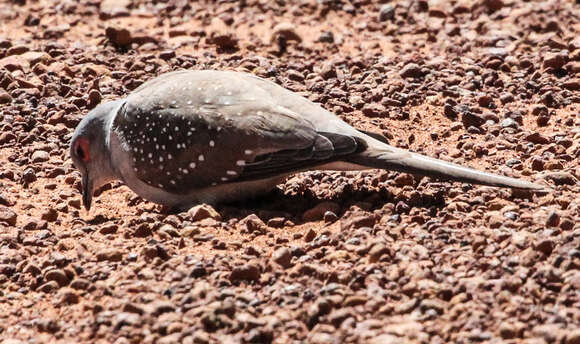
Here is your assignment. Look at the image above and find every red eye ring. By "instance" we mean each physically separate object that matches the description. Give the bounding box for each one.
[74,138,91,162]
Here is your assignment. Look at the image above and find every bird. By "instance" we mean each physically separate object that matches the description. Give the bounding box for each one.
[70,70,545,211]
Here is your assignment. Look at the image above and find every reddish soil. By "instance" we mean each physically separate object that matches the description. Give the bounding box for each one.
[0,0,579,343]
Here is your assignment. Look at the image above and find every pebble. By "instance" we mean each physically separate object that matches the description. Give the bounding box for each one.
[96,248,123,262]
[272,247,292,269]
[44,269,69,287]
[0,206,17,226]
[399,63,423,78]
[230,263,261,282]
[378,4,395,22]
[31,150,49,163]
[105,26,132,47]
[188,204,222,222]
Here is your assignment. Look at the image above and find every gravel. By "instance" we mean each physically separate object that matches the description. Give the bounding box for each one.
[0,0,578,343]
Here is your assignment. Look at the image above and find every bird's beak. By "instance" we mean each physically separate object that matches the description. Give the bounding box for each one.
[82,173,93,211]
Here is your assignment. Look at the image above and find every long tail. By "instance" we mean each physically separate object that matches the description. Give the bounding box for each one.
[348,146,545,190]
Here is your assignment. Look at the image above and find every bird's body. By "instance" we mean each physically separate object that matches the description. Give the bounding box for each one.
[70,70,543,210]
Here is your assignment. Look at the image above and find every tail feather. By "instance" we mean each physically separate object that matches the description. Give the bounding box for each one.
[348,147,546,190]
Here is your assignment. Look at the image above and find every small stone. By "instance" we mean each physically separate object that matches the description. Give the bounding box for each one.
[323,211,338,223]
[400,63,423,78]
[318,31,334,43]
[41,208,58,222]
[304,229,316,242]
[545,211,560,227]
[188,204,221,222]
[230,263,261,282]
[378,4,395,22]
[87,89,101,109]
[0,206,17,226]
[272,247,292,269]
[21,168,37,184]
[525,132,550,144]
[70,278,91,290]
[499,92,514,104]
[57,287,79,304]
[44,269,69,287]
[478,95,493,108]
[362,103,386,118]
[531,104,548,116]
[31,150,49,163]
[96,248,123,262]
[501,118,518,129]
[0,88,12,104]
[105,26,132,47]
[38,280,59,293]
[207,32,238,50]
[462,111,486,128]
[241,214,267,234]
[534,238,554,255]
[271,22,302,43]
[543,52,567,70]
[368,243,390,263]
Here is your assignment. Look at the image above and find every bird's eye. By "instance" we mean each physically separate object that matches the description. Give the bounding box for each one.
[74,138,91,162]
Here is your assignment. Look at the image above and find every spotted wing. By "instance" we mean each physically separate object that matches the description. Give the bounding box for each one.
[112,71,366,194]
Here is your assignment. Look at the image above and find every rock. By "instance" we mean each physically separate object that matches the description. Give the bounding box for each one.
[41,208,58,222]
[56,287,79,304]
[525,132,551,144]
[70,278,91,290]
[38,280,59,293]
[87,89,101,109]
[0,206,17,226]
[545,211,560,227]
[100,0,131,18]
[499,321,524,339]
[362,103,386,118]
[188,204,221,222]
[44,269,69,287]
[272,247,292,269]
[400,63,423,78]
[483,0,504,11]
[462,111,486,128]
[105,26,132,47]
[207,32,238,51]
[562,78,580,91]
[96,248,123,262]
[478,95,493,107]
[21,168,37,184]
[240,214,267,234]
[378,4,395,22]
[304,228,317,242]
[534,238,554,255]
[303,202,340,221]
[543,52,567,70]
[368,243,390,263]
[531,104,548,116]
[0,88,12,104]
[230,263,261,282]
[31,150,49,163]
[271,22,302,44]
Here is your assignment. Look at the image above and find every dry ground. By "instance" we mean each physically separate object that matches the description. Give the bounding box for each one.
[0,0,579,343]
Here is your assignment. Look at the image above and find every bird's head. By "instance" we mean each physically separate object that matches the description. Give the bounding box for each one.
[70,100,124,210]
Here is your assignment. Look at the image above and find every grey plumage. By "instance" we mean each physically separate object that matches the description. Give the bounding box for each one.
[70,70,545,210]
